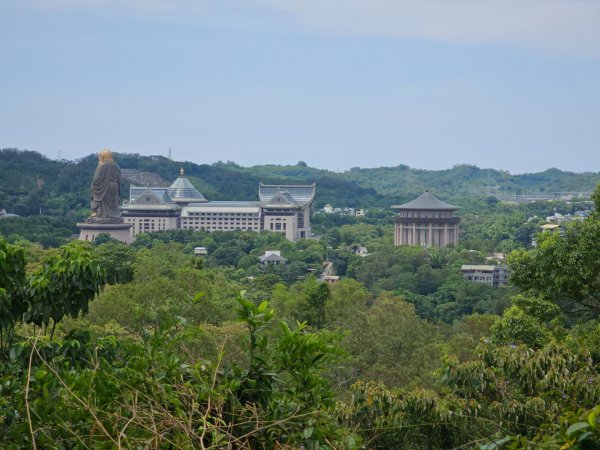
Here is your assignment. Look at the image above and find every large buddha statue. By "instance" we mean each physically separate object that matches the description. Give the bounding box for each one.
[85,149,123,224]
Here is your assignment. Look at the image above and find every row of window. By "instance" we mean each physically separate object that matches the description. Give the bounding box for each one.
[187,213,259,218]
[398,212,454,218]
[182,221,259,226]
[182,225,259,231]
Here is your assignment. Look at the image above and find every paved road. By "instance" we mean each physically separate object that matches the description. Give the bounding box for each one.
[318,261,333,281]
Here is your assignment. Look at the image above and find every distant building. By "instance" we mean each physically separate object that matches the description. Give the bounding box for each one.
[321,204,364,217]
[121,169,316,242]
[0,208,19,218]
[181,201,261,234]
[322,275,340,285]
[461,265,509,287]
[194,247,208,256]
[485,252,506,263]
[540,223,561,233]
[259,184,315,241]
[540,223,563,233]
[354,246,369,257]
[259,250,287,265]
[532,223,564,247]
[391,191,460,247]
[121,186,181,236]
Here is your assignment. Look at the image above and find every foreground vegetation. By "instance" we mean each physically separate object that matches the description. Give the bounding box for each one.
[0,187,599,448]
[2,148,600,447]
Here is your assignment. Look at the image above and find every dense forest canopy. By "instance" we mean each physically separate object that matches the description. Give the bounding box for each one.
[2,148,600,215]
[1,148,600,448]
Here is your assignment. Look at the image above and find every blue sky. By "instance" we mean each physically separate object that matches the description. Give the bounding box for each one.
[1,0,599,173]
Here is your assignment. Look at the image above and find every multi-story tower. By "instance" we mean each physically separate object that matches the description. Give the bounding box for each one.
[391,190,460,247]
[259,183,316,241]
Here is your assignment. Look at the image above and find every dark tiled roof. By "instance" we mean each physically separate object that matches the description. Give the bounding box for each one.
[259,253,287,262]
[391,191,459,211]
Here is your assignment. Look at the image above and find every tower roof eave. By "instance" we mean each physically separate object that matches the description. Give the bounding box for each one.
[391,191,459,211]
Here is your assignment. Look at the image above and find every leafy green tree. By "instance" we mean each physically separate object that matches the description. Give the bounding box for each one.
[236,254,257,270]
[1,238,104,345]
[571,319,600,363]
[340,339,600,449]
[504,405,600,449]
[132,242,195,281]
[208,246,245,267]
[345,292,442,388]
[509,183,600,315]
[0,238,29,349]
[92,232,117,246]
[0,216,77,248]
[26,241,105,337]
[325,278,369,329]
[446,313,499,362]
[233,294,347,447]
[94,240,136,284]
[292,277,332,329]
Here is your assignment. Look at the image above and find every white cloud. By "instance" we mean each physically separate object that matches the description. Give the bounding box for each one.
[22,0,208,14]
[19,0,600,56]
[258,0,600,56]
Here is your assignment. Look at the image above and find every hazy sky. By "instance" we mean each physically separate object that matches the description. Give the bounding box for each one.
[1,0,599,173]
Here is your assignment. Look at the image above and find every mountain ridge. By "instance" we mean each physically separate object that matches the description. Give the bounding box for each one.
[1,148,599,217]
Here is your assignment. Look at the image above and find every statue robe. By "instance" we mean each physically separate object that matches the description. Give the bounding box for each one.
[89,161,122,222]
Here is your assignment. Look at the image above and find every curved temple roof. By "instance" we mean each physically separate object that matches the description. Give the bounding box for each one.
[391,190,459,211]
[124,186,180,211]
[259,183,316,207]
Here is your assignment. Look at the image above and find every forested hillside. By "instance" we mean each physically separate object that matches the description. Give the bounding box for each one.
[2,148,600,217]
[1,184,600,448]
[2,147,600,447]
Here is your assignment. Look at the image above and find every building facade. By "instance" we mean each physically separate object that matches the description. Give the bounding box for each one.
[181,202,261,233]
[391,190,460,247]
[122,186,181,236]
[259,183,314,241]
[121,170,316,242]
[461,264,509,287]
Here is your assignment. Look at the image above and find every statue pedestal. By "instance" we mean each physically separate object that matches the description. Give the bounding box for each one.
[77,222,133,244]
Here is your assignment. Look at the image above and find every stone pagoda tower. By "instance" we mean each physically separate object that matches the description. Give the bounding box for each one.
[391,190,460,247]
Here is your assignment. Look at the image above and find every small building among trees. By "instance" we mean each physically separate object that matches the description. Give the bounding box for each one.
[461,264,509,287]
[259,250,287,265]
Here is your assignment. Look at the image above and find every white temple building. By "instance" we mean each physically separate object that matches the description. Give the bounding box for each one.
[121,169,316,242]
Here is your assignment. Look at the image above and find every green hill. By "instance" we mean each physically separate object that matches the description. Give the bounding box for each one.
[1,148,599,218]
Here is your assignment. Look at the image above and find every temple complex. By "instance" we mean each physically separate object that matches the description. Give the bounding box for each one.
[121,169,316,242]
[391,190,460,247]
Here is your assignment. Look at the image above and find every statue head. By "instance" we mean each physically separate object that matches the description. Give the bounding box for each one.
[98,149,114,163]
